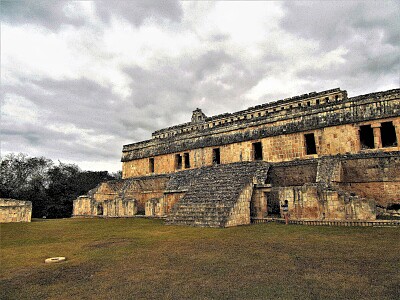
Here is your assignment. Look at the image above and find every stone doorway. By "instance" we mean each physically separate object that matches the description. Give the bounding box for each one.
[266,192,280,217]
[97,203,103,216]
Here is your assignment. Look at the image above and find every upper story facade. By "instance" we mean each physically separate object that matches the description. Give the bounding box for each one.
[121,88,400,179]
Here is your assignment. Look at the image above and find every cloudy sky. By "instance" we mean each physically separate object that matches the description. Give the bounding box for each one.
[1,1,399,172]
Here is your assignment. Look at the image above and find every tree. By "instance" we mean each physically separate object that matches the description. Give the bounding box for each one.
[1,153,52,217]
[0,153,119,218]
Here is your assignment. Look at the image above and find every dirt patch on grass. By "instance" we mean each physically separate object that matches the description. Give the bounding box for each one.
[3,261,98,286]
[0,261,100,299]
[85,238,130,249]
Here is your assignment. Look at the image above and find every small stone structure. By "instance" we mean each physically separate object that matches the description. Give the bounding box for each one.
[73,88,400,227]
[0,198,32,223]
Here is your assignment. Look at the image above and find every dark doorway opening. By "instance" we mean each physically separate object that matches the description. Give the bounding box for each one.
[381,122,397,147]
[304,133,317,155]
[149,157,154,173]
[212,148,220,165]
[252,142,263,161]
[359,125,374,149]
[266,192,280,217]
[184,152,190,168]
[97,203,103,216]
[175,154,182,170]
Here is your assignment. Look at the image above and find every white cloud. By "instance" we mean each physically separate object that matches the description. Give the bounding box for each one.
[2,94,40,123]
[1,1,398,172]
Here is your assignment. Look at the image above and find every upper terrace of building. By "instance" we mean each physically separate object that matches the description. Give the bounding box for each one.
[152,88,345,139]
[122,88,399,153]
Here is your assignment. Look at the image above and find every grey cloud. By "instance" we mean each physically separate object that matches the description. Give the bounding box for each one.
[95,0,183,26]
[279,1,400,95]
[1,109,121,165]
[1,78,127,166]
[0,0,86,29]
[281,1,400,49]
[123,49,267,123]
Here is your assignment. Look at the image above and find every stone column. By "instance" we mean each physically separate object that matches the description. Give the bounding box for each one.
[392,119,400,147]
[371,123,382,149]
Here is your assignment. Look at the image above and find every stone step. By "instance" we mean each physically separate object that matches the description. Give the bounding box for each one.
[166,161,270,227]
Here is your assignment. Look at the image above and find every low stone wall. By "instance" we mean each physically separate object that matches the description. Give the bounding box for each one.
[103,199,137,217]
[73,175,170,217]
[145,198,165,217]
[73,196,93,216]
[273,184,376,221]
[0,198,32,223]
[337,154,400,207]
[252,218,400,227]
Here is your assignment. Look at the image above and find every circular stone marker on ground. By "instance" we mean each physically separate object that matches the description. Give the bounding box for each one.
[45,257,66,263]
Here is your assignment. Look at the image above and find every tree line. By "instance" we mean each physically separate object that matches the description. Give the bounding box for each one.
[0,153,121,218]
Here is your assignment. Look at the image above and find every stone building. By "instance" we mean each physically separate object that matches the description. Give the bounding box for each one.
[0,198,32,223]
[73,88,400,227]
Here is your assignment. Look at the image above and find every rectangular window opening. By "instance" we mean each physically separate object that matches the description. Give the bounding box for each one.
[149,158,155,173]
[381,122,398,147]
[252,142,263,161]
[184,152,190,168]
[175,154,182,170]
[212,148,220,165]
[359,125,374,149]
[305,133,317,155]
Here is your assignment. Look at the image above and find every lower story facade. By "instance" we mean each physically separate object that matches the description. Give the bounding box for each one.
[74,152,400,227]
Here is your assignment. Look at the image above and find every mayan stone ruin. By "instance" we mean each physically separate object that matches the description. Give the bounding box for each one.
[73,88,400,227]
[0,198,32,223]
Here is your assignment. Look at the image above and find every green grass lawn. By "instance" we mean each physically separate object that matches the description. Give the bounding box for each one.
[1,218,399,300]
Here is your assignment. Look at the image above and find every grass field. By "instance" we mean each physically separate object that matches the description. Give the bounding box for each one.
[1,218,399,300]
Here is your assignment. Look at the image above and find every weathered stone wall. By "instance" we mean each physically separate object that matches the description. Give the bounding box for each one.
[274,185,376,221]
[103,199,137,217]
[145,197,165,216]
[163,193,185,215]
[73,175,170,217]
[267,160,318,186]
[251,188,267,218]
[122,117,399,178]
[336,154,400,207]
[250,153,398,219]
[122,88,399,178]
[225,183,253,227]
[73,196,93,216]
[0,198,32,223]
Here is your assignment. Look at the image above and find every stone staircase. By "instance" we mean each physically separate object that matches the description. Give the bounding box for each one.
[165,162,269,227]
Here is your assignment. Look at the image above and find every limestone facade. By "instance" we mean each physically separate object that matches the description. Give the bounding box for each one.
[73,88,400,227]
[122,88,399,178]
[0,198,32,223]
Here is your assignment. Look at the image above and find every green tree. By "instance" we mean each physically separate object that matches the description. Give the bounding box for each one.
[0,153,52,217]
[1,153,119,218]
